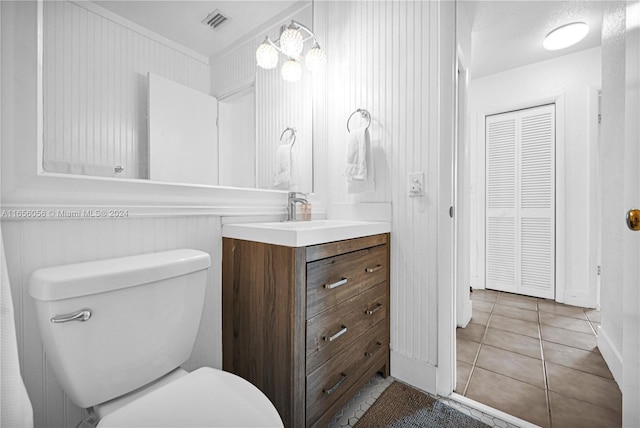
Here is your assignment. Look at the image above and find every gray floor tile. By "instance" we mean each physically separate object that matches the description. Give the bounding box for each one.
[493,303,539,322]
[545,362,622,414]
[489,314,540,338]
[457,323,487,343]
[470,308,491,326]
[483,327,543,359]
[539,311,594,334]
[542,340,613,379]
[475,344,545,388]
[456,290,617,428]
[466,367,549,428]
[540,324,597,351]
[538,300,588,319]
[474,299,495,313]
[457,337,481,364]
[584,309,602,323]
[549,391,621,428]
[471,289,499,303]
[456,360,473,394]
[497,293,538,311]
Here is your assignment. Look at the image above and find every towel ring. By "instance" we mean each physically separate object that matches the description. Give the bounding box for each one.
[347,108,371,132]
[280,127,297,147]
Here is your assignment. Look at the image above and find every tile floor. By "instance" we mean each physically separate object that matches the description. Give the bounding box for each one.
[456,289,622,428]
[326,374,514,428]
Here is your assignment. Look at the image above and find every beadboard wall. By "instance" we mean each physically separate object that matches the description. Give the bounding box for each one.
[314,0,454,388]
[2,216,223,428]
[210,4,313,192]
[42,0,210,180]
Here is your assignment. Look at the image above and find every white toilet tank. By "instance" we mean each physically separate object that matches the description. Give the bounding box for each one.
[29,249,211,409]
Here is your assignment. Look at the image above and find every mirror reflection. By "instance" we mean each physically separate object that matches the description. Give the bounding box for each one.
[42,0,314,192]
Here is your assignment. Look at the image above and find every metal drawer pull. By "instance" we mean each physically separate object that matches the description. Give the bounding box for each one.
[365,303,383,315]
[324,326,348,342]
[51,309,92,324]
[365,342,383,357]
[323,373,347,395]
[365,265,383,273]
[324,278,348,289]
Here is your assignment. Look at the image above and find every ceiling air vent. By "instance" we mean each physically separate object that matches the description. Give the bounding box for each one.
[201,10,230,31]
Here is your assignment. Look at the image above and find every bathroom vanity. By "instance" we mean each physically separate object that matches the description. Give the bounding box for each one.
[222,221,390,428]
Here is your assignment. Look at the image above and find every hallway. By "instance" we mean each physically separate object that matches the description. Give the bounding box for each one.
[456,289,621,427]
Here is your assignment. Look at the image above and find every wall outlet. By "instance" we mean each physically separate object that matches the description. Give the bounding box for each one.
[408,172,425,197]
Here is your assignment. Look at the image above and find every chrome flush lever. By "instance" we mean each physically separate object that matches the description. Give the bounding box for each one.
[50,309,92,324]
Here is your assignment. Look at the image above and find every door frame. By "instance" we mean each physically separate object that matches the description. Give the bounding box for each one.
[442,89,569,428]
[445,45,606,428]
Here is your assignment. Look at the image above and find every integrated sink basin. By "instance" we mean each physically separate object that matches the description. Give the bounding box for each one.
[222,220,391,247]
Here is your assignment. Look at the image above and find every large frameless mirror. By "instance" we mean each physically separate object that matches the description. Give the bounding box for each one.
[41,0,317,192]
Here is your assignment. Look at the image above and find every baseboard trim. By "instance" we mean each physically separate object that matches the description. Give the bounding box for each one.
[597,325,623,388]
[390,351,437,395]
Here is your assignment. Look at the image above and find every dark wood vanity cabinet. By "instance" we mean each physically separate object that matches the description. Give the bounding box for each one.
[222,233,390,428]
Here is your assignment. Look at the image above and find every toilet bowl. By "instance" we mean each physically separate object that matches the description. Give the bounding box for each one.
[29,249,283,427]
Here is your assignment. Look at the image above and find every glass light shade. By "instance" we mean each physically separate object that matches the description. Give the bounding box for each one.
[281,59,302,82]
[305,45,326,72]
[543,22,589,51]
[280,27,304,57]
[256,42,278,69]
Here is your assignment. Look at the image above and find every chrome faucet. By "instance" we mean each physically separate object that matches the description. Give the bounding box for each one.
[287,192,308,221]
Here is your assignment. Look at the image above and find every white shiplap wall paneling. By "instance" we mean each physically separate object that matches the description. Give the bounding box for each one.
[3,216,221,428]
[314,0,441,366]
[42,1,210,180]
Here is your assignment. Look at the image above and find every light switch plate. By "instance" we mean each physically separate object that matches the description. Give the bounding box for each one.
[408,172,425,197]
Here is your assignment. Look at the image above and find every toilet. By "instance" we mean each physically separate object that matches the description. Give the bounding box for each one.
[28,249,283,427]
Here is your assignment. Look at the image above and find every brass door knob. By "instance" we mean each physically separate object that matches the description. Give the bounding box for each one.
[627,209,640,231]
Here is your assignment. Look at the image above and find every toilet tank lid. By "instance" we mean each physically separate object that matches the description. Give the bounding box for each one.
[29,249,211,301]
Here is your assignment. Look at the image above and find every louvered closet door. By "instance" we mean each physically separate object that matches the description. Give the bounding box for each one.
[486,104,555,299]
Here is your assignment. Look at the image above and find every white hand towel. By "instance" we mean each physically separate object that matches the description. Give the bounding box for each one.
[346,128,375,194]
[344,128,367,180]
[1,228,34,428]
[273,144,292,189]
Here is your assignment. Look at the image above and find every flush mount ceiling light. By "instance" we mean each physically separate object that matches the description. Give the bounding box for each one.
[256,20,326,82]
[543,22,589,51]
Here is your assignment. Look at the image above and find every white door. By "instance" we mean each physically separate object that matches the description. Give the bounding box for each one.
[623,1,640,424]
[148,73,218,185]
[486,104,556,299]
[218,87,256,188]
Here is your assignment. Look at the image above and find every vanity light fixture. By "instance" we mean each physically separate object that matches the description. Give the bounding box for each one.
[543,22,589,51]
[256,20,326,82]
[281,59,302,82]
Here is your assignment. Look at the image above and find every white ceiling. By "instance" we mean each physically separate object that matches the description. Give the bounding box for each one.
[94,1,309,58]
[460,1,605,79]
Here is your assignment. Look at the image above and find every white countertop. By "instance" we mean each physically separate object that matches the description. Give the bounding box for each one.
[222,220,391,247]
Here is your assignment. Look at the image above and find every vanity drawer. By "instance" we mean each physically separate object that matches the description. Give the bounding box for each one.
[306,321,389,427]
[306,282,387,373]
[307,244,388,319]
